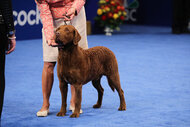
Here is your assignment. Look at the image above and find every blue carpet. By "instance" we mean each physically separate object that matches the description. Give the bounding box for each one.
[1,25,190,127]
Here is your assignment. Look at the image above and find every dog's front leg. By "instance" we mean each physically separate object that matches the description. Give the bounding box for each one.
[57,80,68,117]
[70,84,82,118]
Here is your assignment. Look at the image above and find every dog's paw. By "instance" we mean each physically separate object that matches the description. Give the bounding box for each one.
[93,104,101,108]
[118,105,126,111]
[70,113,79,118]
[56,112,66,117]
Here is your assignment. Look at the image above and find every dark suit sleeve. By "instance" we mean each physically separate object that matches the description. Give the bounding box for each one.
[0,0,15,33]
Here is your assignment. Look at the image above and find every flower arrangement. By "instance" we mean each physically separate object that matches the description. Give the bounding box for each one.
[95,0,127,32]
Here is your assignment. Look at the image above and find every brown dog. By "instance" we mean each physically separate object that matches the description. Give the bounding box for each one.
[55,25,126,118]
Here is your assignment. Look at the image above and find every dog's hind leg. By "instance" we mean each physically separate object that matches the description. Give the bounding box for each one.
[57,80,68,117]
[92,77,104,108]
[106,72,126,111]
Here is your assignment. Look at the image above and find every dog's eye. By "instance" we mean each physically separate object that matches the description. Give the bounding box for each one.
[56,28,60,31]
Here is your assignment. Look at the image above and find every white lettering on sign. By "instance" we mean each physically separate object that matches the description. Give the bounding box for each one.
[13,5,41,26]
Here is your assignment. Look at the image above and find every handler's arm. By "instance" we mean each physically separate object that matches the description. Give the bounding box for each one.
[35,0,55,42]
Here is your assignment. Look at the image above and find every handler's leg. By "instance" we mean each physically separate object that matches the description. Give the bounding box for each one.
[70,85,83,113]
[70,84,82,118]
[41,62,56,111]
[37,62,56,117]
[70,85,75,107]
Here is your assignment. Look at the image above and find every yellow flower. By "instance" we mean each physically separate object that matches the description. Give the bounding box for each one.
[118,11,122,16]
[97,9,103,15]
[123,11,127,16]
[99,0,106,4]
[113,13,119,20]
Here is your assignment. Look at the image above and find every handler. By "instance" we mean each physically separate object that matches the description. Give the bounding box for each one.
[35,0,88,117]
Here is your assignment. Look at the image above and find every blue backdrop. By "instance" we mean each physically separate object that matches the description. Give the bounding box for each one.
[12,0,42,40]
[12,0,100,40]
[12,0,172,40]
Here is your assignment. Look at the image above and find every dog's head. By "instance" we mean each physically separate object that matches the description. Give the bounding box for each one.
[55,25,81,48]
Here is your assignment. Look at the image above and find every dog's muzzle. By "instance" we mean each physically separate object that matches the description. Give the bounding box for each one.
[52,40,65,48]
[52,40,73,49]
[52,32,65,48]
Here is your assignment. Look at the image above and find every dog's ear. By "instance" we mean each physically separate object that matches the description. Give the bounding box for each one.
[73,28,81,45]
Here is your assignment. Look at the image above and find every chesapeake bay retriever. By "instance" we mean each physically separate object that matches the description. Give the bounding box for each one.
[55,25,126,118]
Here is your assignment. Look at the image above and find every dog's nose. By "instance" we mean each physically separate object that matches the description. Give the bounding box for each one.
[56,32,60,37]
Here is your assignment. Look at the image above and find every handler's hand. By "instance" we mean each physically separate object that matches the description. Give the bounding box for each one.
[47,39,57,46]
[63,7,76,21]
[6,34,16,54]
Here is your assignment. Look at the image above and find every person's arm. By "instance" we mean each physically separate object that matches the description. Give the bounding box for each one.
[35,0,56,46]
[0,0,16,54]
[71,0,85,14]
[64,0,85,21]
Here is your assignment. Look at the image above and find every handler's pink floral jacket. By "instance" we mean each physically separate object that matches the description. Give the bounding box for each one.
[35,0,85,41]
